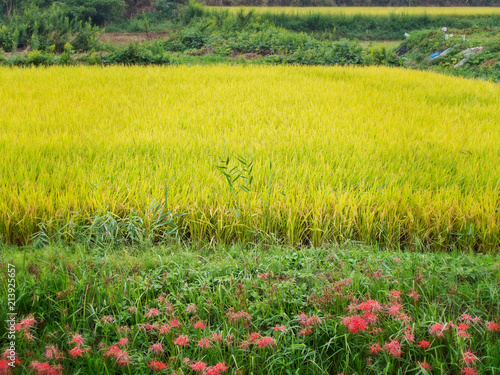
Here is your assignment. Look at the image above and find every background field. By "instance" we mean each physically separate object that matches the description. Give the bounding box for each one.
[1,65,499,250]
[207,6,500,15]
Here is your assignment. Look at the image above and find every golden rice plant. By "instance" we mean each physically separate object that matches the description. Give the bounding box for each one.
[1,65,499,250]
[207,6,500,16]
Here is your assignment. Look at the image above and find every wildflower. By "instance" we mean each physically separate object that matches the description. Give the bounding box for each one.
[270,324,287,332]
[369,343,382,355]
[69,347,84,358]
[115,350,131,367]
[210,333,223,342]
[461,352,477,365]
[103,345,121,358]
[145,308,161,319]
[148,361,168,371]
[29,361,63,375]
[407,290,420,302]
[393,257,402,263]
[429,323,446,338]
[185,304,198,313]
[0,360,12,375]
[485,321,499,331]
[298,313,321,327]
[357,300,382,313]
[197,338,211,348]
[341,315,367,334]
[389,290,401,297]
[403,329,415,343]
[461,314,474,322]
[100,315,114,324]
[159,324,171,334]
[117,326,131,334]
[149,343,164,355]
[362,312,378,324]
[257,337,277,348]
[384,340,403,357]
[182,357,191,366]
[193,321,206,329]
[169,319,182,328]
[298,328,313,336]
[257,273,270,279]
[226,309,252,327]
[418,340,431,349]
[69,334,86,348]
[461,368,479,375]
[117,338,128,347]
[418,362,432,371]
[457,330,470,338]
[45,345,63,361]
[173,335,189,346]
[249,332,260,341]
[189,361,207,372]
[20,315,36,328]
[205,363,229,375]
[387,304,402,317]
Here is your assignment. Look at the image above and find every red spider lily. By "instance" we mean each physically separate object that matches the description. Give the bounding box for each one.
[159,324,171,334]
[197,338,211,348]
[298,313,321,327]
[341,315,368,334]
[407,290,420,302]
[170,319,182,328]
[418,340,431,349]
[418,362,432,371]
[210,333,223,342]
[0,360,13,375]
[403,329,415,343]
[384,340,403,357]
[149,343,164,355]
[257,337,277,348]
[298,328,313,336]
[270,324,286,332]
[461,368,478,375]
[148,361,168,371]
[29,361,63,375]
[461,352,477,365]
[45,346,63,361]
[205,362,229,375]
[185,304,198,313]
[369,343,382,354]
[100,315,114,324]
[357,300,382,313]
[387,304,402,317]
[429,323,446,337]
[145,308,161,319]
[189,361,207,372]
[116,338,128,347]
[173,335,190,346]
[117,326,131,334]
[69,334,86,348]
[68,347,84,358]
[193,321,206,329]
[249,332,260,341]
[485,321,499,331]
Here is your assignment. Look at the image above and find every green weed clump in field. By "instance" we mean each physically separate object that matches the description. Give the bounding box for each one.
[0,65,499,251]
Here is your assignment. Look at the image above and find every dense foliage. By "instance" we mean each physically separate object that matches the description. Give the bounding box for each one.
[1,244,499,374]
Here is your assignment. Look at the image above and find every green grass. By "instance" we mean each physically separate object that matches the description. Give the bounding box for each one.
[1,244,500,374]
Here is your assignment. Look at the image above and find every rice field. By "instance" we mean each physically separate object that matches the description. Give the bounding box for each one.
[207,6,500,16]
[1,65,500,250]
